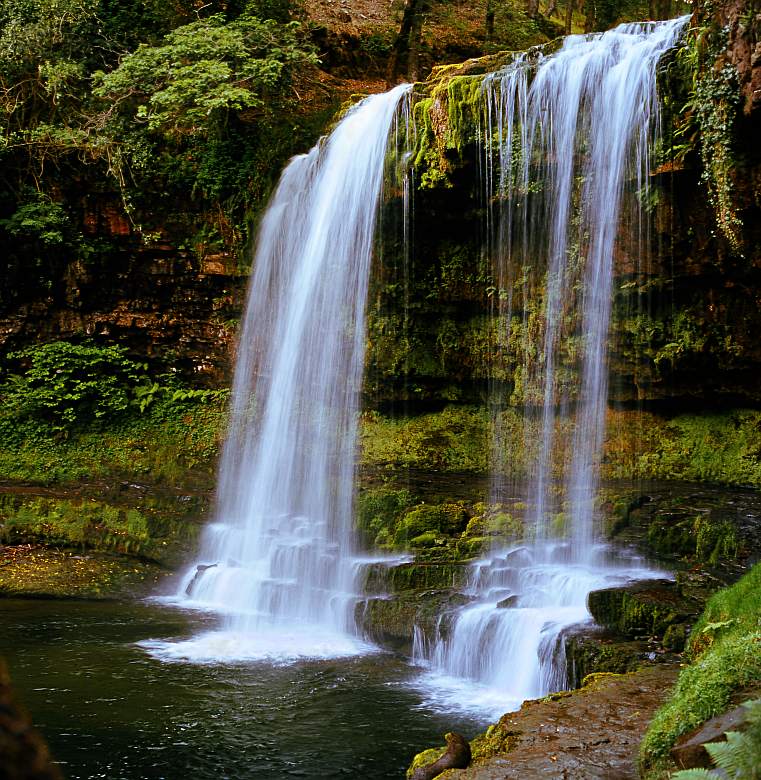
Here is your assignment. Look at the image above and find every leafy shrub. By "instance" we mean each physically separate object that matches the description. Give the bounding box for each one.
[1,341,146,433]
[93,12,316,138]
[0,192,71,246]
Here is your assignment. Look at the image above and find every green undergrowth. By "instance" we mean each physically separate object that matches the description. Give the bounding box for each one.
[640,564,761,778]
[360,406,489,473]
[361,406,761,490]
[0,493,202,564]
[0,397,224,488]
[634,410,761,488]
[0,339,227,487]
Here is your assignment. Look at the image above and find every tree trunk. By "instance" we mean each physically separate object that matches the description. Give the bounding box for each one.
[386,0,429,84]
[565,0,574,34]
[486,0,495,38]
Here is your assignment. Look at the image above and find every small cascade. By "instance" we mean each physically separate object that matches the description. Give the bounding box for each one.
[414,544,659,717]
[415,18,688,716]
[151,84,412,663]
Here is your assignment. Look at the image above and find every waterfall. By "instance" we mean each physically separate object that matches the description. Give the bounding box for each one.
[150,84,412,663]
[415,18,688,717]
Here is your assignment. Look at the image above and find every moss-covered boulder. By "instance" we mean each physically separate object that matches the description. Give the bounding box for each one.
[362,561,470,594]
[356,590,470,653]
[587,579,701,640]
[562,627,648,689]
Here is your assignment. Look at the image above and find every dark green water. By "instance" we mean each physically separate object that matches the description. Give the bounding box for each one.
[0,599,480,780]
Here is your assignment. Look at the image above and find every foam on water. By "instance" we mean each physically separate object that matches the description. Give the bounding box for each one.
[140,628,377,665]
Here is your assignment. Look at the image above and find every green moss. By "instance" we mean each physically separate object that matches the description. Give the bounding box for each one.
[640,564,761,778]
[662,623,687,652]
[633,411,761,488]
[406,746,445,779]
[364,562,468,593]
[356,486,416,546]
[469,722,517,762]
[409,530,440,548]
[587,585,690,639]
[0,546,167,599]
[360,406,489,473]
[564,634,640,688]
[464,508,523,539]
[393,502,467,546]
[0,396,225,488]
[0,494,200,564]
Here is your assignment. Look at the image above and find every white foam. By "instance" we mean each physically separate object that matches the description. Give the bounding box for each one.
[140,627,379,665]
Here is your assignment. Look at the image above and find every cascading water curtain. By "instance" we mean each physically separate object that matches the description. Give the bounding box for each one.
[415,18,689,718]
[152,84,413,663]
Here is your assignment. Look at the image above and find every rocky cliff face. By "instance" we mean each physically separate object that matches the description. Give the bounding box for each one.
[0,197,245,385]
[2,0,759,407]
[364,0,761,410]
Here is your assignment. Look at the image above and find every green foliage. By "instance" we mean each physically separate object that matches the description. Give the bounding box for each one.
[0,192,71,245]
[673,10,743,250]
[1,341,146,433]
[670,698,761,779]
[0,0,324,268]
[640,565,761,778]
[93,13,315,138]
[360,406,490,473]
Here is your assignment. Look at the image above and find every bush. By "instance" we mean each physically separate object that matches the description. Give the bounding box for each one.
[1,341,146,434]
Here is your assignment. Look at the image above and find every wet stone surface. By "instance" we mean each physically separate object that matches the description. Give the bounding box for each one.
[445,666,681,780]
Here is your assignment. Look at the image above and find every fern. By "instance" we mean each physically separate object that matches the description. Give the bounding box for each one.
[671,699,761,779]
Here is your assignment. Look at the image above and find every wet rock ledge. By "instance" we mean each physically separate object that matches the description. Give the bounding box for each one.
[408,666,679,780]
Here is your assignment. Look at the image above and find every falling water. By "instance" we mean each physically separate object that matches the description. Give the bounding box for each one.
[149,84,412,663]
[415,18,688,717]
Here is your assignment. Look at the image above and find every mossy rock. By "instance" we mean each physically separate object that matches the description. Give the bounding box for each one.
[0,546,167,599]
[469,721,519,762]
[406,746,445,779]
[409,531,440,548]
[563,629,645,689]
[587,579,701,639]
[465,510,522,538]
[456,534,489,558]
[645,510,739,565]
[393,502,469,546]
[356,591,470,653]
[662,622,688,652]
[394,562,469,592]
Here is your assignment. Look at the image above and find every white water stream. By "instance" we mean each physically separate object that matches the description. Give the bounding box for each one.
[145,17,689,724]
[414,18,689,718]
[149,84,412,663]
